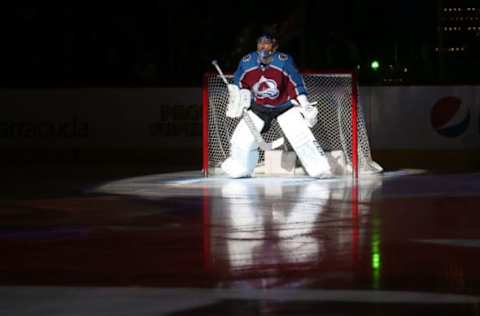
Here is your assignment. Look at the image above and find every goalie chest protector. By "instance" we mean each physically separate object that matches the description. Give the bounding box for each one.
[233,51,307,107]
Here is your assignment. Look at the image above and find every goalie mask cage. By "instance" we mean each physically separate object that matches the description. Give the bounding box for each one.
[202,70,382,177]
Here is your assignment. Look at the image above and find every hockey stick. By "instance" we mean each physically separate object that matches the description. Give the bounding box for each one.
[211,60,284,151]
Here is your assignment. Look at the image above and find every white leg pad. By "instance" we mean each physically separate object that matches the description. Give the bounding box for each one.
[277,107,332,178]
[221,147,259,178]
[221,111,265,178]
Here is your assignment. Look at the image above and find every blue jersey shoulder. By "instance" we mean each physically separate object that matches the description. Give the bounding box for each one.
[234,52,258,86]
[271,52,293,68]
[240,52,257,67]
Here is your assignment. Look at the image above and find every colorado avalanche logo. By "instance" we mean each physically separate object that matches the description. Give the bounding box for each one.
[252,76,280,99]
[279,53,288,61]
[242,54,251,62]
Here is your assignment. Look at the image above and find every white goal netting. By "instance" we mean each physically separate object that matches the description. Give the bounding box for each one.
[203,71,382,176]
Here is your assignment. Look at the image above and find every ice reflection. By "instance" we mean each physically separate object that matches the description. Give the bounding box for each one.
[208,177,383,278]
[92,169,387,286]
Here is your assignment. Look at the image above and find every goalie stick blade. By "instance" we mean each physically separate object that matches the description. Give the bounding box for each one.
[271,137,285,150]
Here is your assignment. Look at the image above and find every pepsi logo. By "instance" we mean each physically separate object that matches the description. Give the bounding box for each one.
[431,96,470,138]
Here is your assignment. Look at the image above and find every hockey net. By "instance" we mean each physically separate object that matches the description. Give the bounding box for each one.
[202,70,382,177]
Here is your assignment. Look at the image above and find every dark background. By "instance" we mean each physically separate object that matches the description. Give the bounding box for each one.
[0,1,479,88]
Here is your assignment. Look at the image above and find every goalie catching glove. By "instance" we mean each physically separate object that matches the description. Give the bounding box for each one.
[293,94,318,128]
[226,84,252,118]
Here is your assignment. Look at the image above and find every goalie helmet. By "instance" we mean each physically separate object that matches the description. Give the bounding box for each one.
[257,32,278,62]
